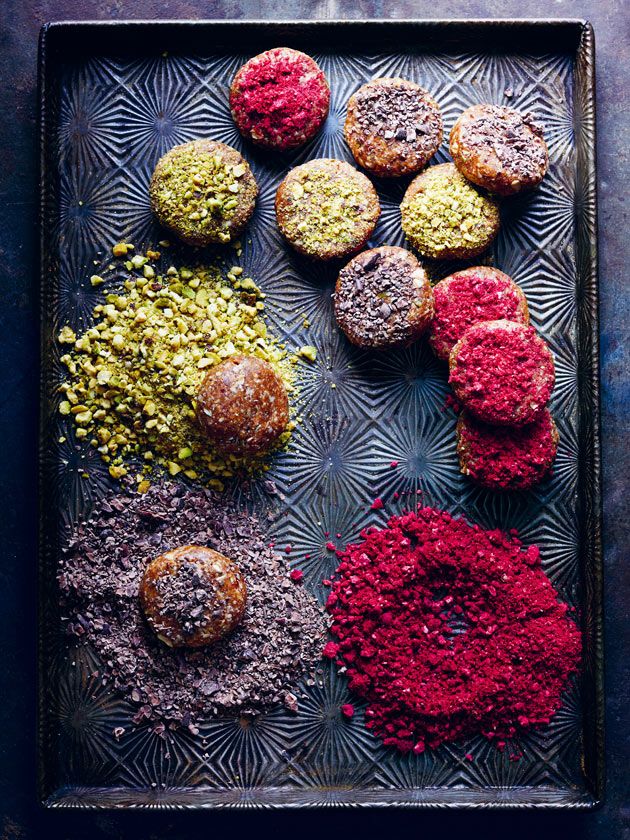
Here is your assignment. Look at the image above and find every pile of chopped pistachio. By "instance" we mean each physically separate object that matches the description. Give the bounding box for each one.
[58,246,296,491]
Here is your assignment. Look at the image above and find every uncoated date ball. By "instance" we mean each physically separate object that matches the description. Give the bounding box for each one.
[195,354,289,457]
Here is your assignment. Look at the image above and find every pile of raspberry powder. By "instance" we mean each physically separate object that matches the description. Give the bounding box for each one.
[324,506,581,754]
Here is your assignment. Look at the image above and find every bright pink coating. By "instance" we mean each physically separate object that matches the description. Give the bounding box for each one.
[458,408,558,490]
[430,267,528,360]
[230,48,330,151]
[449,320,555,426]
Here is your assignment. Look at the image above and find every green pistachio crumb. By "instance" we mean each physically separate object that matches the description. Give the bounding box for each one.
[401,165,499,258]
[151,143,252,244]
[57,251,294,487]
[57,325,76,344]
[281,167,373,254]
[298,345,317,362]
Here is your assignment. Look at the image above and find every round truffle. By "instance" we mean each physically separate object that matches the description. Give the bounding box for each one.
[400,162,500,260]
[449,320,555,426]
[149,139,258,246]
[230,48,330,151]
[450,104,549,196]
[457,409,559,490]
[334,246,434,349]
[275,158,380,261]
[430,266,529,361]
[196,354,289,456]
[344,77,443,178]
[139,545,247,648]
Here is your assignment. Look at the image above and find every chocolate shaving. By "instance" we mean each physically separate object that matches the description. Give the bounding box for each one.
[58,481,328,726]
[352,82,441,156]
[459,105,547,181]
[334,248,431,349]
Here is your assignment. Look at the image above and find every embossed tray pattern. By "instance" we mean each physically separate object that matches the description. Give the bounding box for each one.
[38,20,602,808]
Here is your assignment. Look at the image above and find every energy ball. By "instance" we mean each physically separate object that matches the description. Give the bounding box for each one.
[196,354,289,457]
[139,545,247,648]
[230,47,330,151]
[450,104,549,196]
[334,246,434,349]
[275,158,380,261]
[449,320,555,426]
[400,162,500,260]
[149,139,258,246]
[430,266,529,361]
[456,408,559,491]
[344,77,443,178]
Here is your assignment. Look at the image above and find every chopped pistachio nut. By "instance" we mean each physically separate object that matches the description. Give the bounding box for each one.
[151,145,251,243]
[90,274,105,287]
[58,255,294,487]
[281,169,369,252]
[57,325,77,345]
[401,166,499,256]
[298,345,317,362]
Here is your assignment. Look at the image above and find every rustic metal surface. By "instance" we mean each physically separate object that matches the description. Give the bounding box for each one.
[1,1,628,837]
[38,19,601,809]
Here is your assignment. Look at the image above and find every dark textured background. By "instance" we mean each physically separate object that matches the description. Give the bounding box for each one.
[0,1,627,838]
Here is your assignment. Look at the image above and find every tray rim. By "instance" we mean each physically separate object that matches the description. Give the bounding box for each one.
[37,16,603,811]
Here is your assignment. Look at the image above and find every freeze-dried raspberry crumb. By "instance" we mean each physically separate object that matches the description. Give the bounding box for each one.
[444,393,462,413]
[449,320,555,426]
[457,408,558,490]
[322,641,340,659]
[430,267,528,361]
[325,506,581,753]
[230,48,330,151]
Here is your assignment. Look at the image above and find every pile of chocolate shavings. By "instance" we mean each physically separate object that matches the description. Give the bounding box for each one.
[355,84,441,148]
[335,250,423,346]
[58,481,329,731]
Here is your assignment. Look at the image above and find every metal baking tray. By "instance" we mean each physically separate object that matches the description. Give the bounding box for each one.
[38,19,603,809]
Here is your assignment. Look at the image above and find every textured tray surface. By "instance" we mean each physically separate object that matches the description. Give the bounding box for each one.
[39,20,602,808]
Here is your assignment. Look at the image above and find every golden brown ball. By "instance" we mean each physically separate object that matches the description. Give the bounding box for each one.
[149,139,258,246]
[196,354,289,457]
[449,104,549,196]
[344,77,443,177]
[275,158,380,261]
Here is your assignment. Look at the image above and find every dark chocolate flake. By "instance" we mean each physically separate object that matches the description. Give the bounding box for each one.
[58,481,329,727]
